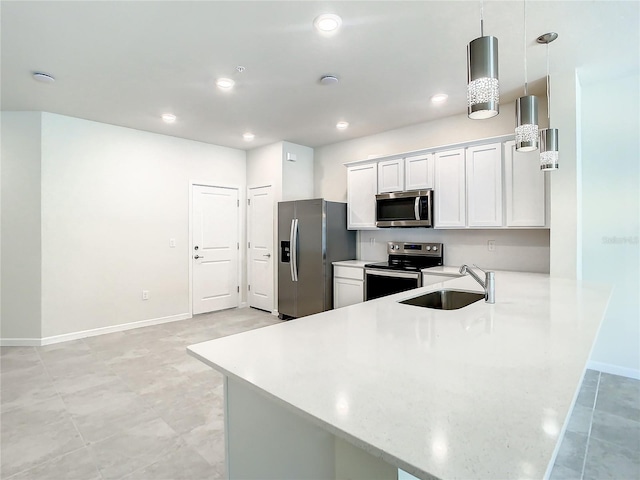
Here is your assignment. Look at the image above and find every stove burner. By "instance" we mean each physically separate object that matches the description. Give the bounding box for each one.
[364,242,444,272]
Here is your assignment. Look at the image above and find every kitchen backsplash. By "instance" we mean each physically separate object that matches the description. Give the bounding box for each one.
[358,229,550,273]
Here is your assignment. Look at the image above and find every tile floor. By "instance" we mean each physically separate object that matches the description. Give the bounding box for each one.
[1,307,281,480]
[1,307,639,480]
[550,369,640,480]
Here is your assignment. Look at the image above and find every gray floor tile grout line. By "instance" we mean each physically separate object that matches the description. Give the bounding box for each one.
[580,370,601,480]
[3,444,90,480]
[29,345,104,480]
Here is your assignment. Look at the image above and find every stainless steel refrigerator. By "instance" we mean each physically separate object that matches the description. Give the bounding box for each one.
[278,199,356,319]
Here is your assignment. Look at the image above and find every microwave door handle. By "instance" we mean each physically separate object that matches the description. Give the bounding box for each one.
[414,197,420,220]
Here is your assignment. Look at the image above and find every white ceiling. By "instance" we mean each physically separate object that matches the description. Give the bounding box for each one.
[2,1,638,150]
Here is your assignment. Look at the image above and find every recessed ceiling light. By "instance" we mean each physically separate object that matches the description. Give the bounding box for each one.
[216,78,235,90]
[33,72,55,83]
[314,14,342,33]
[243,132,255,141]
[161,113,177,123]
[320,75,339,86]
[431,93,449,104]
[336,121,349,130]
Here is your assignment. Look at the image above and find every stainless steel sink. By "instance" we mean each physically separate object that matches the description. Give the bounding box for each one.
[399,289,485,310]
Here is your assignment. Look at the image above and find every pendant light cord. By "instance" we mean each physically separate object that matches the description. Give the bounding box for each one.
[480,0,484,37]
[546,43,551,124]
[523,0,528,95]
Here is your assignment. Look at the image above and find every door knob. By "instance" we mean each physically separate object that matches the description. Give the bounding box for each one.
[263,253,271,258]
[194,255,205,259]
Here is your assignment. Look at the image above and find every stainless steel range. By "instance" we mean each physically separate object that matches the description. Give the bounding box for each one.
[364,242,444,301]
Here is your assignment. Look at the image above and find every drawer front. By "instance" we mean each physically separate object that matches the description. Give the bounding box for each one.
[334,265,364,281]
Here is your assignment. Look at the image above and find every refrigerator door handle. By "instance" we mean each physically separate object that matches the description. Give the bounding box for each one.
[290,218,299,282]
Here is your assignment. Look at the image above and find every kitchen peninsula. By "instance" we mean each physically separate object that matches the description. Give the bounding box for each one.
[188,272,611,480]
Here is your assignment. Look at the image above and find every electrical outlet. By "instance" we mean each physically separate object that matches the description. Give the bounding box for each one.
[142,290,149,300]
[169,238,176,248]
[487,240,496,252]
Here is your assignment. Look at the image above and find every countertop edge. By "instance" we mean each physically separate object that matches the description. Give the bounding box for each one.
[186,344,432,479]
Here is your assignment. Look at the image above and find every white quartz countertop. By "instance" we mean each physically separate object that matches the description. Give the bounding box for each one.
[332,259,371,268]
[421,265,464,276]
[188,272,611,480]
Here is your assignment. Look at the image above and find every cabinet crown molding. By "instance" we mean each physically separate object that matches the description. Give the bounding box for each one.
[343,133,516,167]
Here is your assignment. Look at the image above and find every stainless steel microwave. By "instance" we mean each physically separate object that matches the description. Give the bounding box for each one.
[375,189,433,227]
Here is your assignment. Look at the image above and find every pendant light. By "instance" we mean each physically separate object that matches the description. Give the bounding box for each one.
[537,32,559,170]
[467,0,499,119]
[515,0,538,151]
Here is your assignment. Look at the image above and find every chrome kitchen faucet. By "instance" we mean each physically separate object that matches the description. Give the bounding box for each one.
[459,264,495,304]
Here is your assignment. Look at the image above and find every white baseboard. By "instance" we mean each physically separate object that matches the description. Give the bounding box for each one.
[0,313,192,347]
[0,338,42,347]
[587,360,640,380]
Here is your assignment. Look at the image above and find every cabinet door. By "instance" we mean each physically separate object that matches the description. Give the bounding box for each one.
[504,141,546,227]
[347,163,377,230]
[405,154,434,190]
[466,143,503,227]
[434,149,466,228]
[333,278,364,308]
[377,159,404,193]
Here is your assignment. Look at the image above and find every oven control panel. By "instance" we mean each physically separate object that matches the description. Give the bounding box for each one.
[387,242,443,256]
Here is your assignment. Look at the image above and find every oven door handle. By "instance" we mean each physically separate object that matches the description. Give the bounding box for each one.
[365,269,422,280]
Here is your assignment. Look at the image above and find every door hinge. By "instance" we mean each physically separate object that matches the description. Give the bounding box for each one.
[237,286,240,293]
[237,242,239,250]
[248,198,251,206]
[248,285,251,291]
[248,241,250,248]
[237,199,240,207]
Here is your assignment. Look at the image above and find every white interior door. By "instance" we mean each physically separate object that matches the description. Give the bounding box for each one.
[248,186,274,312]
[192,185,239,315]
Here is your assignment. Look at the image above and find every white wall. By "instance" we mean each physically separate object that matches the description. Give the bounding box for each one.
[282,141,314,201]
[358,229,550,273]
[549,72,582,280]
[39,113,246,338]
[581,73,640,376]
[246,141,314,313]
[315,101,548,203]
[1,112,42,340]
[247,142,282,194]
[314,100,551,273]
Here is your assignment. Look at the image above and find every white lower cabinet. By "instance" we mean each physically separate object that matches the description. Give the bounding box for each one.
[333,265,364,309]
[347,163,378,230]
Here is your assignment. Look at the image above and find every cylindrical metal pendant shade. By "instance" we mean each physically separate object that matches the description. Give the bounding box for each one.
[467,36,499,119]
[540,128,559,170]
[515,95,539,151]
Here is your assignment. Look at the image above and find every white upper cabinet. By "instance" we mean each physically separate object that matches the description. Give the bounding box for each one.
[434,148,466,228]
[345,137,548,231]
[503,140,546,227]
[347,163,378,230]
[405,154,434,191]
[377,159,404,193]
[466,143,503,227]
